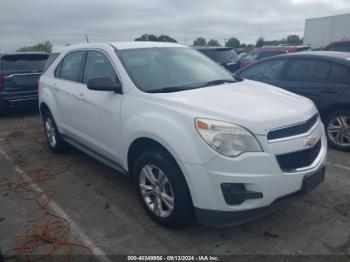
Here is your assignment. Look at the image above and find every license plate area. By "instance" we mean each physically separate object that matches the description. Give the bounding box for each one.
[302,167,325,194]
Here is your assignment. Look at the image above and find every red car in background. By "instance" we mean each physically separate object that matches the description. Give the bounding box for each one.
[323,40,350,52]
[240,46,310,68]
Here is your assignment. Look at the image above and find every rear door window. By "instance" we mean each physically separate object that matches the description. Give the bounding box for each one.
[1,54,49,73]
[286,59,332,81]
[43,53,60,72]
[239,59,286,81]
[328,64,350,79]
[58,51,84,82]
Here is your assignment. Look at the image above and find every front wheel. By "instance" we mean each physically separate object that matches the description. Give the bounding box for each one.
[133,149,194,228]
[325,110,350,151]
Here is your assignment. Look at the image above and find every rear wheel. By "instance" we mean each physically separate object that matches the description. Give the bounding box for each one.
[43,110,68,153]
[325,110,350,151]
[133,149,193,228]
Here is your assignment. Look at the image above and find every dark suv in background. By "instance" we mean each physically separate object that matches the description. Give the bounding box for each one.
[0,52,49,113]
[236,51,350,151]
[195,47,240,72]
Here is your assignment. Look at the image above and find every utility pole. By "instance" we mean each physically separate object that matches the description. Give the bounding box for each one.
[85,34,89,43]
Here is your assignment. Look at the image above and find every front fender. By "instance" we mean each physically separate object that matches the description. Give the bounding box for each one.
[121,113,217,171]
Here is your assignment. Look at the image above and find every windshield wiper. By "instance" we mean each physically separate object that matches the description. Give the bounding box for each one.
[147,86,193,93]
[147,79,238,93]
[200,79,236,87]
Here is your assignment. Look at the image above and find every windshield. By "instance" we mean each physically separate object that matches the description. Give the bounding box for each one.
[118,47,235,93]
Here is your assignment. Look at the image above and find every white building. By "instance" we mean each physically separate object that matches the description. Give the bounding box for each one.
[304,13,350,49]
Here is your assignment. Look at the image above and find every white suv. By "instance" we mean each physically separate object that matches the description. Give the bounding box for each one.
[39,42,327,227]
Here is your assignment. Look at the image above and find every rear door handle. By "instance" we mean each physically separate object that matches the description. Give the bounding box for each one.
[321,88,337,94]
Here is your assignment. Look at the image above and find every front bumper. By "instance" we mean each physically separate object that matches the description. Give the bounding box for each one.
[180,121,327,227]
[195,167,325,227]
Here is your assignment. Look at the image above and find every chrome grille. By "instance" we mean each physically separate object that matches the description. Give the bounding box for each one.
[268,114,319,141]
[276,140,322,172]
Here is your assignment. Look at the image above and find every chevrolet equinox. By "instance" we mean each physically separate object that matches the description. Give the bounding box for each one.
[39,42,327,227]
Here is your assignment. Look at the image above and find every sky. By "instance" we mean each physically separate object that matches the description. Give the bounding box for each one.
[0,0,350,52]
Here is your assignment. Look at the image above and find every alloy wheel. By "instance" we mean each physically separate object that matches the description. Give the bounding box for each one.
[139,164,175,218]
[327,115,350,147]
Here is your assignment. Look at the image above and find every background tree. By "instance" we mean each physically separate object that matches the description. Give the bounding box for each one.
[157,34,177,43]
[193,37,207,46]
[286,35,302,45]
[17,41,52,53]
[236,44,255,54]
[207,39,221,47]
[255,37,264,47]
[225,37,240,49]
[135,34,177,42]
[135,34,158,41]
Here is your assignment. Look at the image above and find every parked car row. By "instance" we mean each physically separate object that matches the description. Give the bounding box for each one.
[2,39,348,116]
[1,39,348,228]
[196,40,350,74]
[239,46,311,68]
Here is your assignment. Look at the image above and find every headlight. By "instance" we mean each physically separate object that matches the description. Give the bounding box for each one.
[195,118,262,157]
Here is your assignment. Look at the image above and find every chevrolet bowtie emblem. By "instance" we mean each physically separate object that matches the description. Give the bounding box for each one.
[304,136,317,147]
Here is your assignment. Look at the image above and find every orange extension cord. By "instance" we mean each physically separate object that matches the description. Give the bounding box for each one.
[0,159,93,261]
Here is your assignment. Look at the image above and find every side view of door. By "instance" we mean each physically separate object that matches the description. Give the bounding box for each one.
[78,49,124,164]
[277,58,347,112]
[52,50,87,142]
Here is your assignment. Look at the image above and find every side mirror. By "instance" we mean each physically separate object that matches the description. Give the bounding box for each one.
[87,76,122,93]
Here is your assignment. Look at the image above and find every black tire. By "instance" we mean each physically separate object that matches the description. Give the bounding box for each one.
[133,148,194,228]
[324,110,350,151]
[42,110,68,153]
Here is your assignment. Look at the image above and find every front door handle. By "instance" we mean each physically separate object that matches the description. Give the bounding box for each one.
[77,93,85,101]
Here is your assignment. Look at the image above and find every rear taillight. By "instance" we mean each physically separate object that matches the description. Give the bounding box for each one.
[0,73,8,89]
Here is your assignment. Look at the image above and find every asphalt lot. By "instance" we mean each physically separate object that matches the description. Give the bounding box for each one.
[0,108,349,259]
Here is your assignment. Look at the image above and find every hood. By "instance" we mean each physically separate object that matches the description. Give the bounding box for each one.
[150,79,317,135]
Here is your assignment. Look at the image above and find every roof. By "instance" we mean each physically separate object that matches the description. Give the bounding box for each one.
[326,39,350,46]
[52,41,186,53]
[284,51,350,60]
[109,41,185,50]
[192,47,233,50]
[253,46,309,52]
